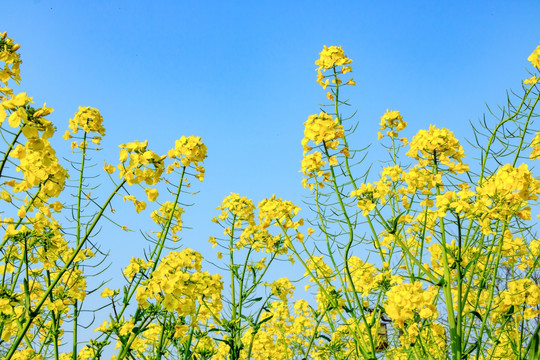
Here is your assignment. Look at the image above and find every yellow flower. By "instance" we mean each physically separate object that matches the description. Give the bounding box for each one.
[0,33,23,85]
[528,45,540,69]
[7,108,26,128]
[0,190,11,202]
[17,206,26,218]
[134,200,146,213]
[315,45,353,71]
[103,162,115,174]
[167,136,207,169]
[379,109,407,140]
[341,66,352,74]
[406,125,468,173]
[301,112,344,154]
[385,282,438,328]
[524,75,538,85]
[100,287,117,298]
[49,201,63,212]
[269,278,295,302]
[68,106,106,136]
[145,188,159,202]
[530,131,540,160]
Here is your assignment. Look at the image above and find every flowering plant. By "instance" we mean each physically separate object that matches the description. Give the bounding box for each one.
[0,31,540,360]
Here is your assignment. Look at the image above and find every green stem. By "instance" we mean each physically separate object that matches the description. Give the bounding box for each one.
[72,132,87,359]
[0,124,22,179]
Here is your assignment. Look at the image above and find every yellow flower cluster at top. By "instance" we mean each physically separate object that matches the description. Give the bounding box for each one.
[315,46,353,71]
[167,135,207,181]
[524,45,540,85]
[0,32,21,85]
[65,106,106,147]
[406,125,469,173]
[378,109,407,140]
[68,106,105,135]
[315,45,355,103]
[301,112,346,190]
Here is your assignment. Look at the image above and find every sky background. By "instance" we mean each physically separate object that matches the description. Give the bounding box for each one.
[3,0,540,336]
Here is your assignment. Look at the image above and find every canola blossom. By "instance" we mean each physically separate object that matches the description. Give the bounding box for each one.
[1,30,540,360]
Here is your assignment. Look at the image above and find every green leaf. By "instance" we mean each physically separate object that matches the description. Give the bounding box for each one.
[529,332,540,360]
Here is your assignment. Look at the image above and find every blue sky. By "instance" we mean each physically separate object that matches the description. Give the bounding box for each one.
[3,0,540,281]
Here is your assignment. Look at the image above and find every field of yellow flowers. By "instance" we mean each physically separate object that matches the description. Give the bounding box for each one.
[1,30,540,360]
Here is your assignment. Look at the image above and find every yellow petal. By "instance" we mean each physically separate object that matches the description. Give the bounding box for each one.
[8,111,20,128]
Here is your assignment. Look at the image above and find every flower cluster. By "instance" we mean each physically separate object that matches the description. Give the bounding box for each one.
[494,278,540,320]
[530,131,540,159]
[385,282,438,329]
[300,152,328,189]
[150,201,184,240]
[66,106,106,146]
[528,45,540,69]
[378,109,407,139]
[123,257,154,281]
[268,277,295,302]
[524,45,540,84]
[475,163,539,224]
[1,91,65,204]
[136,249,223,321]
[301,112,345,190]
[351,172,398,216]
[258,195,302,231]
[315,45,353,71]
[9,137,68,201]
[315,45,355,101]
[117,140,165,185]
[1,92,31,127]
[212,193,302,254]
[214,193,256,224]
[406,125,469,173]
[346,257,379,296]
[434,183,475,218]
[301,112,344,154]
[0,32,21,85]
[167,135,207,181]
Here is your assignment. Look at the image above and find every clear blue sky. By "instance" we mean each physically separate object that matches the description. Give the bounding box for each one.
[3,0,540,278]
